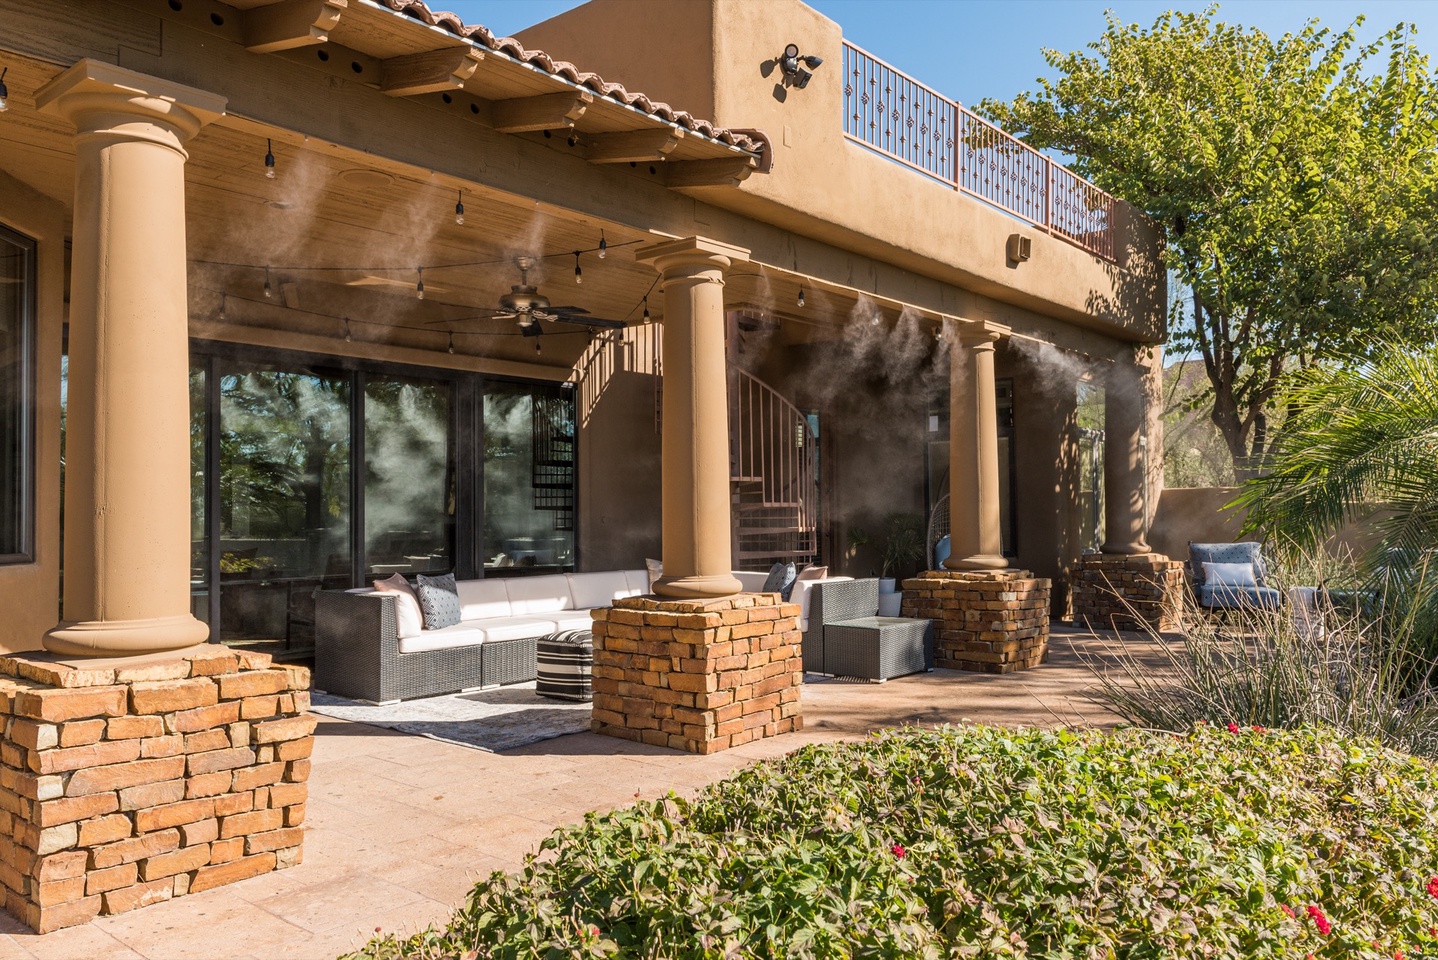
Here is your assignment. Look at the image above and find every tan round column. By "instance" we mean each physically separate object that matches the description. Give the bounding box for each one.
[36,61,226,656]
[944,325,1008,570]
[1101,357,1150,554]
[636,237,748,598]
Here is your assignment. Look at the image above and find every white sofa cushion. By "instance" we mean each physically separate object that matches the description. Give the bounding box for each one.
[567,571,631,610]
[548,610,599,633]
[455,579,512,621]
[622,569,650,596]
[504,575,574,615]
[372,574,425,640]
[397,623,486,655]
[733,570,771,592]
[480,615,569,643]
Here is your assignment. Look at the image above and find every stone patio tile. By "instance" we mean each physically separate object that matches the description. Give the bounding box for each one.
[6,920,143,960]
[94,888,307,960]
[250,871,428,936]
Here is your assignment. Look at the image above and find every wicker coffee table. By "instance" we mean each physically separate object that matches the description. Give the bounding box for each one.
[823,617,932,681]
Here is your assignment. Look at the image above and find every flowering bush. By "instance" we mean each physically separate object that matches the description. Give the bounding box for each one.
[348,725,1438,959]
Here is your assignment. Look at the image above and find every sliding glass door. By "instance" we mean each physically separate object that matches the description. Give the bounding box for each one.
[364,376,454,579]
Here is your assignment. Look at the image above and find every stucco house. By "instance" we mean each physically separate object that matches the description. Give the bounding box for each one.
[0,0,1170,930]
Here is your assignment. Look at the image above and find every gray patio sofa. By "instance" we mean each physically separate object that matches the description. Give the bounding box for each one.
[314,570,649,702]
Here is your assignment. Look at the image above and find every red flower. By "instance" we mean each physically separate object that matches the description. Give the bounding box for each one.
[1280,904,1295,917]
[1427,876,1438,899]
[1252,725,1266,732]
[1306,905,1331,936]
[1226,723,1240,734]
[891,843,906,859]
[1395,951,1404,960]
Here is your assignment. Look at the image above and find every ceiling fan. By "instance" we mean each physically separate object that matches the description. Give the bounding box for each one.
[428,256,625,337]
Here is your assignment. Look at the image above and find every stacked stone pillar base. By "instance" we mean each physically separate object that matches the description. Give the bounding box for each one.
[901,570,1051,673]
[591,593,802,755]
[0,647,313,933]
[1072,553,1184,632]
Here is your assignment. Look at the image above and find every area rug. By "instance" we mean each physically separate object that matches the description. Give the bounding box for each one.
[309,682,591,753]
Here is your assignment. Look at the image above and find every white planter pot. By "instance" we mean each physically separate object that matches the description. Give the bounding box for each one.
[877,591,903,617]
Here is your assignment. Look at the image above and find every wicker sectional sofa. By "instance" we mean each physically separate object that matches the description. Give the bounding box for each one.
[314,569,649,702]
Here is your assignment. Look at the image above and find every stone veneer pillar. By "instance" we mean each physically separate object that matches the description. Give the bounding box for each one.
[1072,554,1184,632]
[635,237,748,600]
[590,593,801,754]
[0,647,313,933]
[901,571,1050,673]
[35,61,224,656]
[944,325,1008,571]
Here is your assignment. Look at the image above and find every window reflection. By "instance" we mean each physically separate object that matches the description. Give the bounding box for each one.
[364,377,454,577]
[483,382,574,573]
[0,226,35,563]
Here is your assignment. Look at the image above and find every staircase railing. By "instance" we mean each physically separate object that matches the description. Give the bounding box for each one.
[729,369,818,568]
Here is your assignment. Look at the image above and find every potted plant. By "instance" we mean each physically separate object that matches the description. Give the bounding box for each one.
[847,513,926,615]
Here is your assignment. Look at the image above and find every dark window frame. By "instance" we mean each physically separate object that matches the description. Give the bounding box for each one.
[0,224,37,566]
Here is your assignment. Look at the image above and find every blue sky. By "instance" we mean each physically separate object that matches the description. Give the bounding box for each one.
[439,0,1438,109]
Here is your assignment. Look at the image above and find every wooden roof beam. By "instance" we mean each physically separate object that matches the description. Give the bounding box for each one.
[666,156,758,188]
[381,47,485,97]
[490,91,592,133]
[243,0,347,55]
[585,128,685,164]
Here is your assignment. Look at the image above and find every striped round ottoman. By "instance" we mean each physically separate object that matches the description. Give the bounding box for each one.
[535,629,594,701]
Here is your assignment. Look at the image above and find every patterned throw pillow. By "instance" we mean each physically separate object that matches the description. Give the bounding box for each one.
[414,572,462,630]
[761,561,797,600]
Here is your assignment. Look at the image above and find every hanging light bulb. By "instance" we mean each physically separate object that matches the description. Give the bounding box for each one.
[573,251,582,284]
[597,230,607,259]
[263,266,273,299]
[454,189,465,225]
[447,332,455,355]
[416,267,425,300]
[0,68,10,113]
[797,287,806,308]
[642,296,651,322]
[343,317,353,342]
[218,292,227,322]
[264,138,275,179]
[535,338,542,355]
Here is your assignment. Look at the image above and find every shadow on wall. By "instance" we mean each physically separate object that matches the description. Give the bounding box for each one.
[1148,487,1246,562]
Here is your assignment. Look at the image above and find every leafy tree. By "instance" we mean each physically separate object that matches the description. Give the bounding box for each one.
[1234,344,1438,638]
[982,8,1438,477]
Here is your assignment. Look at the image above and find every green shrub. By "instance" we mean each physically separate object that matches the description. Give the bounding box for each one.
[345,725,1438,959]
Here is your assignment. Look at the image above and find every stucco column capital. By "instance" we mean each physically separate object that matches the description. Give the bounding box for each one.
[945,319,1005,348]
[35,59,227,157]
[636,236,751,279]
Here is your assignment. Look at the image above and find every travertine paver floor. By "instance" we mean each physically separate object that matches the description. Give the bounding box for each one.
[0,628,1148,960]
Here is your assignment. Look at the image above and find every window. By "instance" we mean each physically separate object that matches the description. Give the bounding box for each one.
[483,381,575,572]
[0,225,35,564]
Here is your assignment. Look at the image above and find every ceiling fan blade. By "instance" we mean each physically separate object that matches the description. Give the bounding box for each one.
[544,305,590,314]
[422,309,512,325]
[552,315,626,330]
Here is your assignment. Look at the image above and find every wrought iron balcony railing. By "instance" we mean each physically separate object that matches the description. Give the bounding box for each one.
[842,40,1117,261]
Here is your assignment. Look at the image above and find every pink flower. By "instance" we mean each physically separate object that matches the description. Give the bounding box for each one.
[1280,904,1295,917]
[891,843,906,859]
[1306,905,1331,936]
[1226,723,1240,734]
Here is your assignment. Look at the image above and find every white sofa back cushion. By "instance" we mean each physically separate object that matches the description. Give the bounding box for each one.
[567,571,631,610]
[621,570,650,597]
[456,579,512,621]
[505,575,574,615]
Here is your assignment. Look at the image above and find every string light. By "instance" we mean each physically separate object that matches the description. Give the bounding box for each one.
[454,189,464,225]
[218,292,227,322]
[343,317,353,342]
[263,266,273,299]
[642,296,650,322]
[573,251,582,284]
[797,287,806,308]
[535,339,542,355]
[597,230,607,259]
[447,332,455,354]
[0,68,9,113]
[264,139,275,179]
[415,266,425,300]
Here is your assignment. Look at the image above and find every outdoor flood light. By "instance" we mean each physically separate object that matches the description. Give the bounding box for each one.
[779,44,823,89]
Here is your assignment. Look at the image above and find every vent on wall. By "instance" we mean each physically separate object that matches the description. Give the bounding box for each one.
[1007,233,1032,264]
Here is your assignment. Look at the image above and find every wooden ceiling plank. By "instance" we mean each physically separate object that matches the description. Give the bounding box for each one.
[380,46,485,97]
[243,0,347,55]
[585,128,685,164]
[490,91,593,133]
[665,156,758,188]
